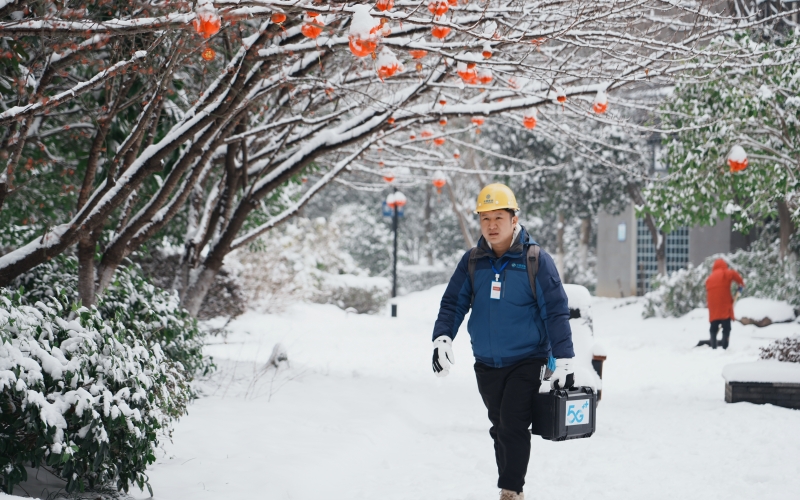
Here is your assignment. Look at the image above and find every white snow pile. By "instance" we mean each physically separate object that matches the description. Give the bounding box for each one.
[564,283,592,316]
[722,360,800,384]
[562,284,601,391]
[735,297,796,323]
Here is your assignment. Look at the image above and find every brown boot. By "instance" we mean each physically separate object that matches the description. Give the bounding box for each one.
[500,489,524,500]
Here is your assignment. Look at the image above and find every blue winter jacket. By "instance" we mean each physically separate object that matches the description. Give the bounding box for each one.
[432,226,574,368]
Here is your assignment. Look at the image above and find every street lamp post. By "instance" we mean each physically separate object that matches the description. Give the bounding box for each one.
[385,189,406,317]
[391,187,399,317]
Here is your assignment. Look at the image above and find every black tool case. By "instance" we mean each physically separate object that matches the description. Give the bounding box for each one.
[530,387,597,441]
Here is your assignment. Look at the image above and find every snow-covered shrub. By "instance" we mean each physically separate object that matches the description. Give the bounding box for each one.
[642,264,708,318]
[397,264,451,294]
[726,239,800,307]
[0,288,191,494]
[239,216,386,312]
[760,336,800,363]
[12,256,210,376]
[134,249,247,321]
[315,274,390,314]
[642,238,800,318]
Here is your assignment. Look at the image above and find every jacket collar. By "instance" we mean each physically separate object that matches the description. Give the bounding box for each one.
[475,224,537,259]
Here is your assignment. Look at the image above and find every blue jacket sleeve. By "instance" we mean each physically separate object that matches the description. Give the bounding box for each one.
[432,250,473,341]
[534,250,575,358]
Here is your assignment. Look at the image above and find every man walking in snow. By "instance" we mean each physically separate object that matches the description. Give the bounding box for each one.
[430,184,574,500]
[705,259,744,349]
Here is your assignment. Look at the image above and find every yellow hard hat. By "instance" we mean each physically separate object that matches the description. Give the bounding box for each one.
[474,183,519,213]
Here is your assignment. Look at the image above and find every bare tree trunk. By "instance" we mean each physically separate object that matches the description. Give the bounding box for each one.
[556,212,565,279]
[423,183,433,265]
[579,216,591,272]
[181,264,219,317]
[445,180,474,248]
[77,235,97,307]
[777,199,795,260]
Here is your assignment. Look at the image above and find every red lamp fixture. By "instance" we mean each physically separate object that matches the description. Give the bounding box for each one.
[593,90,608,114]
[432,171,447,194]
[431,16,450,39]
[376,0,394,11]
[383,169,396,183]
[193,3,221,39]
[428,0,449,16]
[728,145,748,172]
[522,108,537,130]
[376,47,403,80]
[349,6,380,57]
[554,86,566,103]
[301,12,324,39]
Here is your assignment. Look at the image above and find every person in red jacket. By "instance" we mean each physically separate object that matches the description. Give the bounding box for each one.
[705,259,744,349]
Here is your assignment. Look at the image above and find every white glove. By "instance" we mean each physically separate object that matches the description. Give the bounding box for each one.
[432,336,455,377]
[548,358,574,390]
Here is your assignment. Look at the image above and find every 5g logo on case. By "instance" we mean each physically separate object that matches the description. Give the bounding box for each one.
[566,399,590,426]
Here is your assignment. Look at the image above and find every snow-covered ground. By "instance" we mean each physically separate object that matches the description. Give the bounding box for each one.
[8,286,800,500]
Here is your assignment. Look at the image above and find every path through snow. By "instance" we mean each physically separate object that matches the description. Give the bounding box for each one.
[119,286,800,500]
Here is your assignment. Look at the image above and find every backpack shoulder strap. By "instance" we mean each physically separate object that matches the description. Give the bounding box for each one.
[467,247,480,304]
[527,244,540,301]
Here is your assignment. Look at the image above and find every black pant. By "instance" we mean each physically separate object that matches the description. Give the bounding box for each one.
[474,358,545,493]
[710,319,732,349]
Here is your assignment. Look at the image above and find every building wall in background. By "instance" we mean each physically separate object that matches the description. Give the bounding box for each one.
[689,218,732,266]
[596,209,752,297]
[596,204,636,297]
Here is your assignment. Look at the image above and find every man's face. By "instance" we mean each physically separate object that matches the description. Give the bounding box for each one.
[479,209,518,247]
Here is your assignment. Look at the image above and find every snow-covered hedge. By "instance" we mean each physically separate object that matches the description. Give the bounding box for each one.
[760,336,800,363]
[238,216,390,313]
[642,264,708,318]
[1,257,206,495]
[0,289,190,495]
[12,256,210,376]
[643,240,800,318]
[315,274,390,314]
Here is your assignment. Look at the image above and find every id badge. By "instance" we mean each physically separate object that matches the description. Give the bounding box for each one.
[490,281,502,300]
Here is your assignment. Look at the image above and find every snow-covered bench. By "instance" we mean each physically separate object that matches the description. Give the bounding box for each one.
[722,361,800,410]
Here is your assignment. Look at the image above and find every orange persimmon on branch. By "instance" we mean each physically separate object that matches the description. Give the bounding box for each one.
[0,0,793,316]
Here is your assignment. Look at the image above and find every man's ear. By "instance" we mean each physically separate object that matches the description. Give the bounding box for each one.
[512,215,519,226]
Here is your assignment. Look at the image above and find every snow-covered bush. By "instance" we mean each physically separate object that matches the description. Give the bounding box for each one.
[11,256,210,376]
[0,287,191,494]
[727,239,800,307]
[134,248,247,321]
[315,274,390,314]
[239,216,384,312]
[760,336,800,363]
[642,264,708,318]
[643,239,800,318]
[397,265,451,295]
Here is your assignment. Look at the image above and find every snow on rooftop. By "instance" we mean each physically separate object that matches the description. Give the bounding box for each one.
[723,360,800,384]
